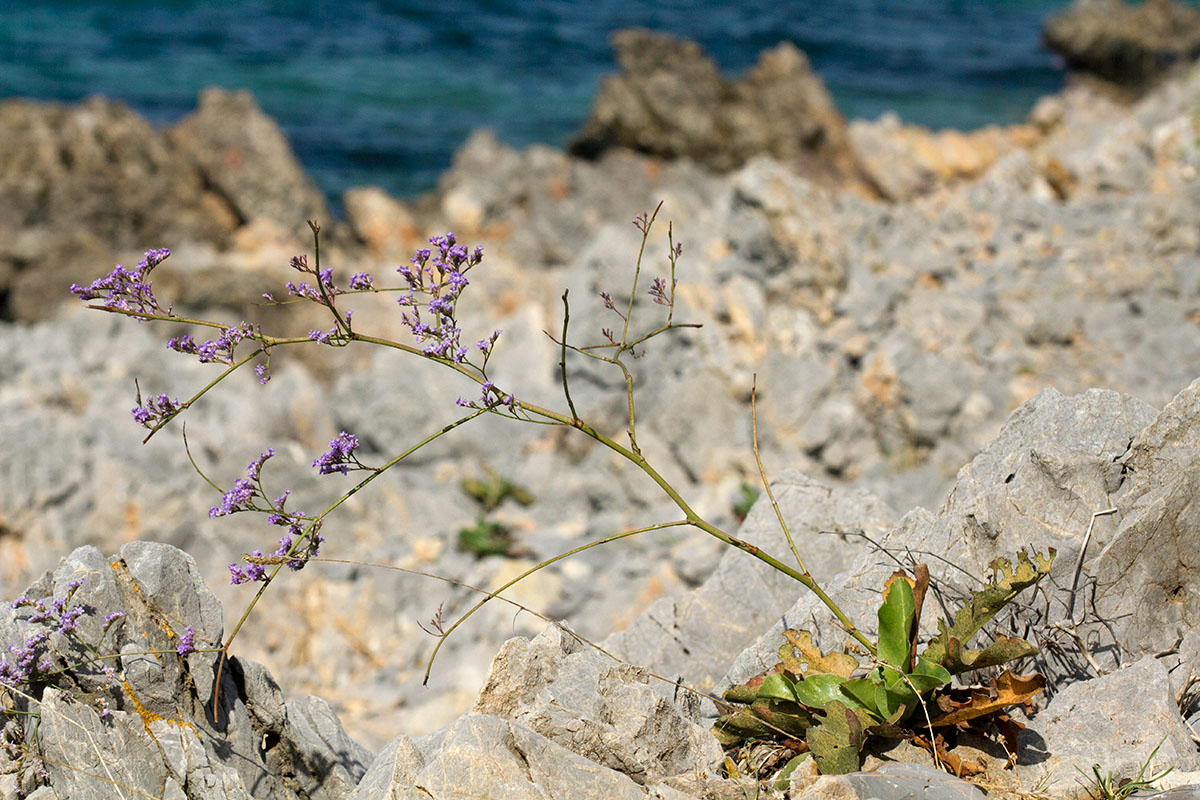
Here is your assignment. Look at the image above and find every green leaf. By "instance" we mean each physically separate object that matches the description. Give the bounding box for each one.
[921,549,1054,675]
[711,698,816,746]
[757,672,798,703]
[877,576,915,673]
[874,671,917,721]
[944,634,1040,674]
[839,678,882,718]
[791,673,850,709]
[806,701,866,774]
[906,656,952,693]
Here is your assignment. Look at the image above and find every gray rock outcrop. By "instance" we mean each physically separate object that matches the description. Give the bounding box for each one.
[168,88,330,230]
[0,88,331,322]
[1044,0,1200,87]
[568,29,856,183]
[0,542,370,799]
[0,96,236,321]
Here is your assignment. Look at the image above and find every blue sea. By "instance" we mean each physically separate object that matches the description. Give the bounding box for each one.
[1,1,1068,204]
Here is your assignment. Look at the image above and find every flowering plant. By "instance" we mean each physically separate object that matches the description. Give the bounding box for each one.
[67,208,1050,777]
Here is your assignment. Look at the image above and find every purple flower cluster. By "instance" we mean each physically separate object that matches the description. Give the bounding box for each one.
[175,626,195,657]
[167,322,258,365]
[648,276,674,306]
[349,272,374,290]
[228,554,267,585]
[282,254,342,303]
[1,578,109,691]
[132,392,185,429]
[0,632,48,690]
[396,233,487,364]
[210,449,275,517]
[313,432,361,475]
[228,508,325,584]
[70,248,172,318]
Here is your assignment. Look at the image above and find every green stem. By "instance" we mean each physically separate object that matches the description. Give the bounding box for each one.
[512,396,877,655]
[424,519,690,683]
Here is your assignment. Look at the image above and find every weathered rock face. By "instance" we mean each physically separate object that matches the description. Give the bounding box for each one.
[1044,0,1200,87]
[715,382,1200,797]
[568,29,855,182]
[167,88,330,231]
[0,96,237,321]
[0,542,370,800]
[0,88,332,322]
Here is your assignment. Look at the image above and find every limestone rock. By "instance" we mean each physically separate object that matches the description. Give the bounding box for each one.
[472,626,722,786]
[1025,656,1200,798]
[0,96,235,320]
[342,185,417,254]
[168,88,329,231]
[0,543,370,800]
[568,29,854,181]
[1044,0,1200,86]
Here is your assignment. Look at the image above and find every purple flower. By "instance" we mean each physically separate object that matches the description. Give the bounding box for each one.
[255,363,270,384]
[132,393,184,428]
[182,323,256,365]
[0,632,48,689]
[313,432,360,475]
[175,627,195,657]
[229,554,268,585]
[349,272,374,290]
[71,249,172,318]
[167,334,198,355]
[210,478,255,518]
[56,606,86,634]
[245,449,275,481]
[103,610,125,628]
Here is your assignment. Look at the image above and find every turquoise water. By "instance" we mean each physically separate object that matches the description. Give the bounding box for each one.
[0,1,1069,202]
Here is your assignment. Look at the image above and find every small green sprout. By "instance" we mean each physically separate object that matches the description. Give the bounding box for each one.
[456,519,514,558]
[1079,735,1172,800]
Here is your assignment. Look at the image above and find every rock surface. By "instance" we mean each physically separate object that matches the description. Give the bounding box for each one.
[1044,0,1200,87]
[568,29,856,183]
[5,25,1200,800]
[168,88,330,230]
[0,542,370,800]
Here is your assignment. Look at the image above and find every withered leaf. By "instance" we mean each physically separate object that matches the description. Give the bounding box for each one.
[923,549,1053,674]
[929,670,1045,727]
[779,629,858,679]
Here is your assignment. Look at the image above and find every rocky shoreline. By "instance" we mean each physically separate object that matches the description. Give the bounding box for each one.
[5,3,1200,797]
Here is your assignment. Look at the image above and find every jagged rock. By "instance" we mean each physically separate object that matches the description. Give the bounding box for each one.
[1044,0,1200,86]
[848,113,1036,201]
[1094,379,1200,684]
[1026,656,1200,798]
[721,386,1158,692]
[342,186,418,254]
[0,542,370,799]
[568,29,854,181]
[605,470,896,687]
[471,626,721,785]
[0,96,236,321]
[793,762,986,800]
[372,714,662,800]
[168,88,330,231]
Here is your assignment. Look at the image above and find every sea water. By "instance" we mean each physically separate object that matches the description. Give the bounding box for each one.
[0,0,1068,203]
